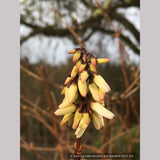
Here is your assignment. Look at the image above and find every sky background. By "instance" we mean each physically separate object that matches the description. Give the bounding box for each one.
[20,1,140,66]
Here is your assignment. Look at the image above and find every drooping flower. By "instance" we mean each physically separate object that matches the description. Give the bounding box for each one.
[54,47,114,138]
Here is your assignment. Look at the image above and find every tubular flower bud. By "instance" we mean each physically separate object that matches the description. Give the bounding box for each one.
[90,56,97,66]
[61,87,66,95]
[89,83,101,102]
[71,66,78,79]
[76,60,82,69]
[58,98,70,109]
[75,113,90,138]
[67,83,78,103]
[64,87,69,100]
[93,74,111,93]
[82,53,87,63]
[78,77,87,97]
[64,77,72,85]
[79,63,86,73]
[55,47,115,139]
[92,111,104,130]
[75,118,88,138]
[80,71,89,83]
[60,112,73,125]
[59,92,78,109]
[90,102,115,119]
[54,104,76,116]
[69,49,76,54]
[69,48,77,54]
[97,58,110,64]
[98,87,105,101]
[83,113,90,125]
[92,112,101,130]
[72,109,83,129]
[89,64,96,72]
[97,112,104,127]
[73,51,81,62]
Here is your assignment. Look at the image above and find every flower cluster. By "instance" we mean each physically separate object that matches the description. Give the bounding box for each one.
[54,47,115,138]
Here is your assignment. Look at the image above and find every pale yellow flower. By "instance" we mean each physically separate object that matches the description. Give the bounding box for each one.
[54,47,115,138]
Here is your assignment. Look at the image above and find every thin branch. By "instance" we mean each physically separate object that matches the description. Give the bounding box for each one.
[74,138,82,160]
[111,0,139,11]
[20,65,43,81]
[39,66,65,160]
[51,3,85,48]
[100,125,139,151]
[21,95,51,118]
[82,144,102,154]
[21,144,58,151]
[20,65,63,89]
[123,86,139,99]
[20,6,140,55]
[120,74,140,99]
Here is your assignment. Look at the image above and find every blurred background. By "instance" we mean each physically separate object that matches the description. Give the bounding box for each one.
[20,0,140,160]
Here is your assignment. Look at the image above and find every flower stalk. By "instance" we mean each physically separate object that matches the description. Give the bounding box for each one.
[74,138,82,160]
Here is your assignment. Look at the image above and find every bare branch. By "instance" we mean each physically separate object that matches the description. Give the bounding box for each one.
[20,65,63,89]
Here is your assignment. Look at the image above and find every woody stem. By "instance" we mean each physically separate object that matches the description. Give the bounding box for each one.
[74,138,81,160]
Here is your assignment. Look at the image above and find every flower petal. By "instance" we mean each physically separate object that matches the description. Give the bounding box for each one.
[98,87,105,101]
[79,63,86,73]
[90,56,97,66]
[92,112,101,130]
[90,102,114,119]
[64,77,72,85]
[69,48,76,54]
[71,66,78,79]
[58,98,70,109]
[72,109,83,129]
[82,53,87,63]
[89,83,101,102]
[60,87,66,95]
[75,118,89,138]
[80,71,89,83]
[94,111,104,128]
[54,104,76,116]
[97,58,110,64]
[78,78,88,97]
[89,64,96,72]
[93,74,111,93]
[73,51,81,62]
[76,60,82,69]
[67,83,78,103]
[83,113,90,125]
[60,112,73,125]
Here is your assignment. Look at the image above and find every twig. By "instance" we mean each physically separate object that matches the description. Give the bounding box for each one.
[100,125,139,152]
[50,91,58,109]
[39,66,65,160]
[124,86,139,99]
[21,144,58,151]
[95,2,140,155]
[20,65,43,81]
[112,109,133,140]
[120,75,140,99]
[74,138,82,160]
[51,3,85,48]
[21,95,51,118]
[82,144,102,154]
[20,65,63,89]
[96,1,117,33]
